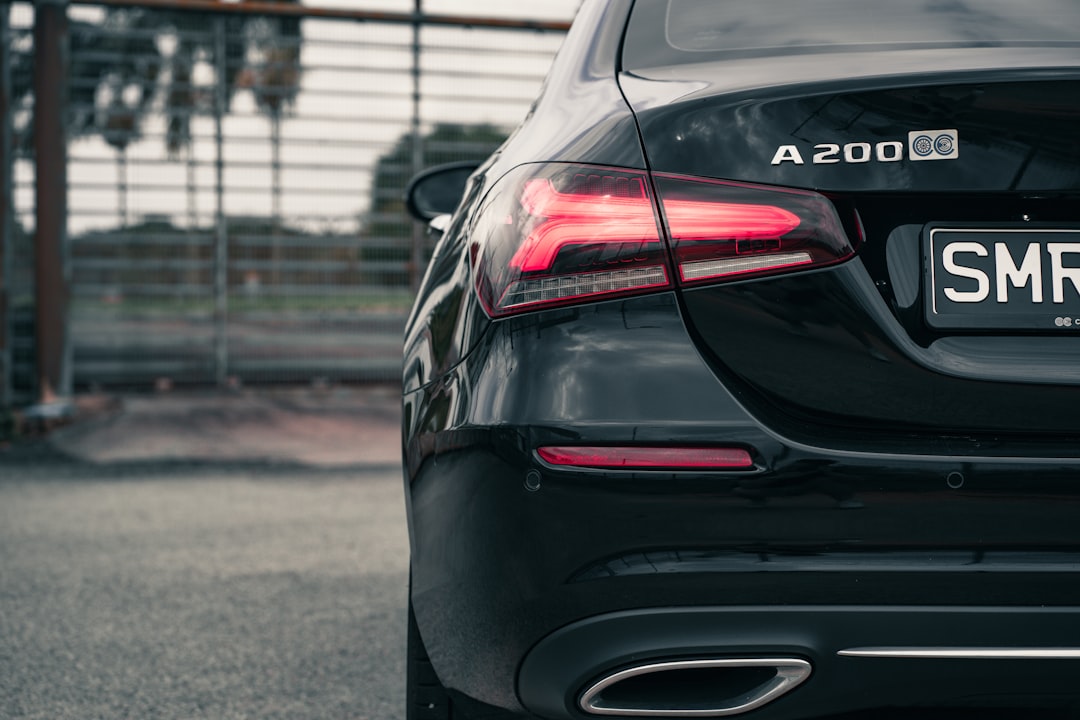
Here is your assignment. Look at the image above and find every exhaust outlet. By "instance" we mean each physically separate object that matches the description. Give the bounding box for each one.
[579,658,812,717]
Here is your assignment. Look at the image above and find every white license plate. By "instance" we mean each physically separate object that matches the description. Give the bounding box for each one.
[925,226,1080,330]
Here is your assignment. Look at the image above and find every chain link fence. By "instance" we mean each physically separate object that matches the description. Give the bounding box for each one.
[1,0,574,402]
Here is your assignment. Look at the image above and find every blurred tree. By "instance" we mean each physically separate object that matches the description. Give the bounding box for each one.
[13,0,304,295]
[7,1,304,294]
[159,1,301,241]
[93,9,163,227]
[101,97,137,228]
[241,19,302,216]
[158,1,302,157]
[238,17,303,282]
[363,122,506,285]
[8,3,302,175]
[9,8,161,155]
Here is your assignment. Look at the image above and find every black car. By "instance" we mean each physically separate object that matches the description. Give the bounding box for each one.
[401,2,1080,718]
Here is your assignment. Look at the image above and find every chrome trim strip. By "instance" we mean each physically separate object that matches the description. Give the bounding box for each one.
[838,647,1080,659]
[679,252,813,282]
[579,657,812,717]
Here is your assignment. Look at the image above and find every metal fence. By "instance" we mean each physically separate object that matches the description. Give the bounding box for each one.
[1,0,574,403]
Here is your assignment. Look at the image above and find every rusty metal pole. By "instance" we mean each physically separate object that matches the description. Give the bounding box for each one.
[33,0,71,405]
[1,3,13,406]
[408,0,423,292]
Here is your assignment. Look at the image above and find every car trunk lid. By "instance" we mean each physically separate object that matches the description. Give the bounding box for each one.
[622,63,1080,438]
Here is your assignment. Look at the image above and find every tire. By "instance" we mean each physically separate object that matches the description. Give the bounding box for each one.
[407,597,456,720]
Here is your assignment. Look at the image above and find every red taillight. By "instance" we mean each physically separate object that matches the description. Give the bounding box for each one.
[511,177,659,272]
[470,164,854,318]
[655,174,853,285]
[663,200,801,243]
[472,165,671,317]
[536,446,754,470]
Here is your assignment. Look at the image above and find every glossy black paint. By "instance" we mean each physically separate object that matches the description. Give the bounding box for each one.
[626,77,1080,192]
[681,263,1080,438]
[402,1,1080,718]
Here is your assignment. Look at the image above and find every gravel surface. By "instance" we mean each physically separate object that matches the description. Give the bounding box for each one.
[0,457,410,720]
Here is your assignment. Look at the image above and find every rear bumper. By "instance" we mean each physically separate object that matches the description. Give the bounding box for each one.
[520,606,1080,719]
[403,294,1080,716]
[407,439,1080,715]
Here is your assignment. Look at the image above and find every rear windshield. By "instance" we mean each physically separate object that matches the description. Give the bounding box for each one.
[624,0,1080,70]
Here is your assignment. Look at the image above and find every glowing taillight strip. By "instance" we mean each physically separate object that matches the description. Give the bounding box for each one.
[664,199,801,242]
[510,178,661,272]
[510,178,807,274]
[680,252,813,282]
[536,446,754,470]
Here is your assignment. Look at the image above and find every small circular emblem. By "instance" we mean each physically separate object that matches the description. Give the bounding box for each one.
[912,135,934,157]
[934,134,955,155]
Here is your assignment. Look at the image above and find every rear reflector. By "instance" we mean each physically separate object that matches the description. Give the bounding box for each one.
[537,446,754,470]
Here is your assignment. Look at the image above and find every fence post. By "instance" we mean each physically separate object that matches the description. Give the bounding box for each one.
[0,3,12,406]
[33,0,71,405]
[213,16,228,386]
[408,0,424,292]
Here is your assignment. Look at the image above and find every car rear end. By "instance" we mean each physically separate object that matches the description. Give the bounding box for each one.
[403,1,1080,718]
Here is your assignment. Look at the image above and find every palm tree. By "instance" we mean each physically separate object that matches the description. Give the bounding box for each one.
[160,3,301,156]
[11,3,302,229]
[101,99,138,227]
[155,3,302,286]
[248,44,302,228]
[243,25,302,285]
[160,12,249,158]
[9,8,161,157]
[144,3,301,290]
[92,9,161,226]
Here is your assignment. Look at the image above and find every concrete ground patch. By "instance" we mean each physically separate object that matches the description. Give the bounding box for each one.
[43,385,402,468]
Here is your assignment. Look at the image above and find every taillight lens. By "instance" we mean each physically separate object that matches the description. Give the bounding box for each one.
[471,164,854,318]
[654,174,854,285]
[471,164,671,317]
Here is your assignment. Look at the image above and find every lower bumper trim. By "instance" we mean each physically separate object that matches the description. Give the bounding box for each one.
[838,647,1080,659]
[518,606,1080,720]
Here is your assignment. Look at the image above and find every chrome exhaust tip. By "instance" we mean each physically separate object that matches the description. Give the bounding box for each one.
[579,657,812,717]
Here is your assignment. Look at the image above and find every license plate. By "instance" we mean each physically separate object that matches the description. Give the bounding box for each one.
[925,225,1080,330]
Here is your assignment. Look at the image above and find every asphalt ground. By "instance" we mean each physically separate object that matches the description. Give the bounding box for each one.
[0,386,409,720]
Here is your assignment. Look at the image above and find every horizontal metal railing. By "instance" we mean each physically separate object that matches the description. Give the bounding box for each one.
[1,0,573,396]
